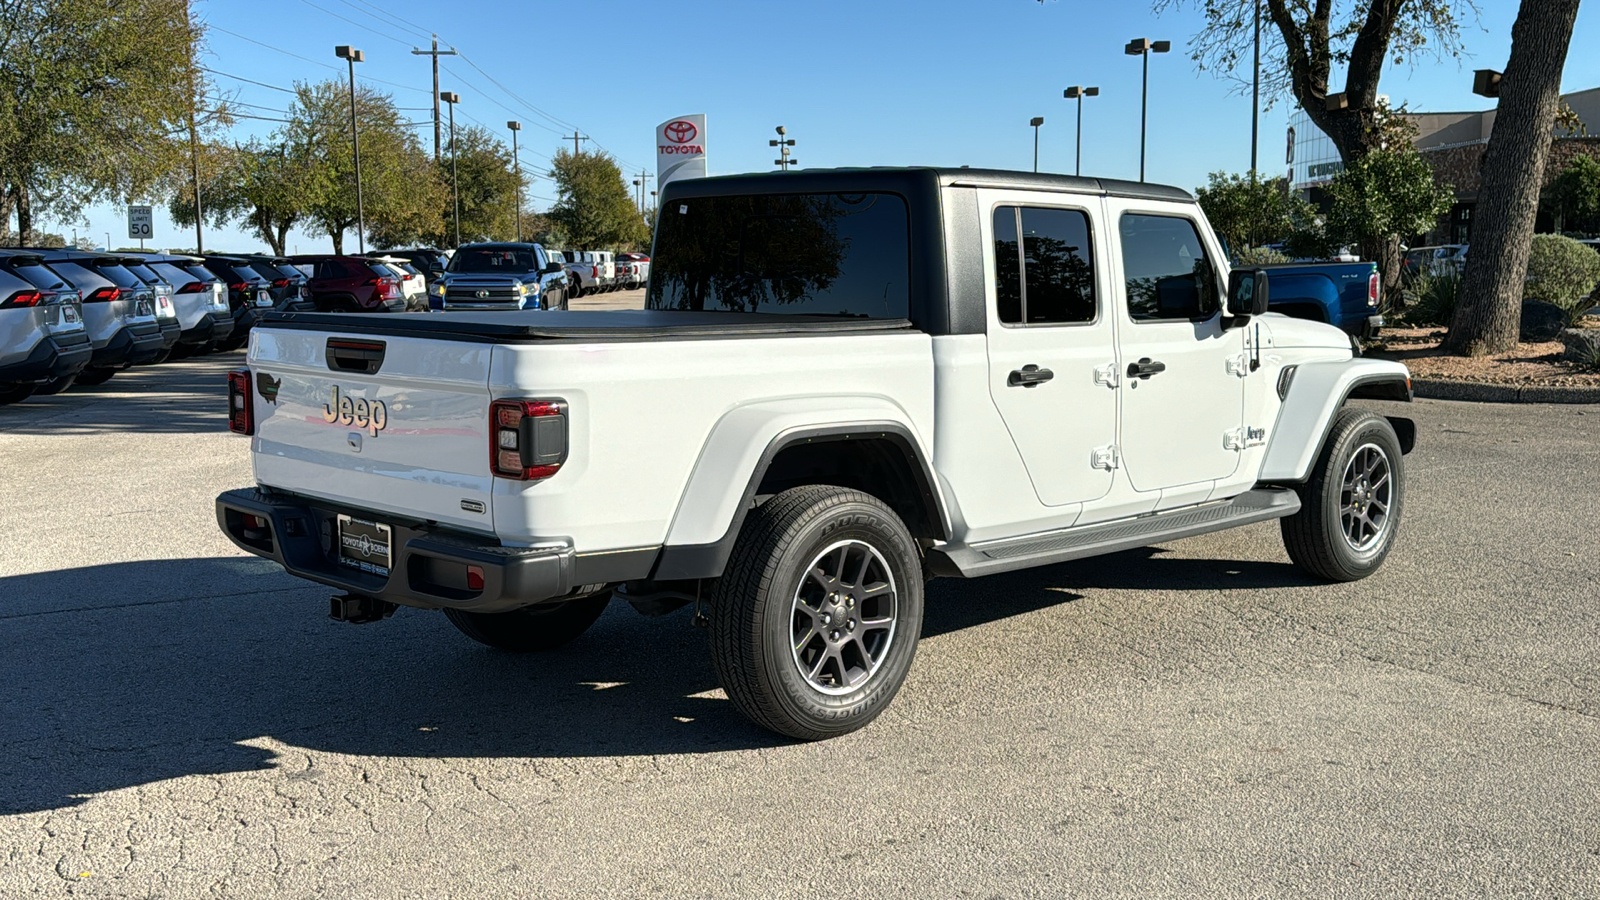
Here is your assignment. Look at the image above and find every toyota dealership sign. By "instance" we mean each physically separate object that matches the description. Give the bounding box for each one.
[657,114,707,190]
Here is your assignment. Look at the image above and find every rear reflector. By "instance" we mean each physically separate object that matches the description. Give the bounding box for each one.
[466,566,485,591]
[489,399,567,480]
[227,369,254,435]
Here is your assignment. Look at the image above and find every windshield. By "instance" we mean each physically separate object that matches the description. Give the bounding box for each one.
[646,192,911,318]
[448,248,539,274]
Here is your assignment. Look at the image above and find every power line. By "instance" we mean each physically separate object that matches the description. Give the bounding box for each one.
[202,67,297,94]
[339,0,434,41]
[292,0,411,47]
[205,96,289,114]
[208,25,340,71]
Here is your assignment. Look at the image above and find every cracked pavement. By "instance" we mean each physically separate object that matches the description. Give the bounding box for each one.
[1,352,1597,898]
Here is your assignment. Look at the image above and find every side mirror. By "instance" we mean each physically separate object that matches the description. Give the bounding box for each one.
[542,261,563,275]
[1227,268,1270,319]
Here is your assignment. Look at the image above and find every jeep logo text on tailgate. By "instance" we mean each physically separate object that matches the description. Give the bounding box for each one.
[322,385,388,436]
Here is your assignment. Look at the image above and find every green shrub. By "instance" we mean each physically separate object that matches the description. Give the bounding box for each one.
[1233,245,1292,266]
[1403,272,1460,327]
[1525,233,1600,323]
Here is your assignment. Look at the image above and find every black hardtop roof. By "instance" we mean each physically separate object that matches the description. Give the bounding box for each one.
[659,166,1193,203]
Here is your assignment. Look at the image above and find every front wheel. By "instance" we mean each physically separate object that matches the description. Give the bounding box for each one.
[1281,407,1405,581]
[710,486,924,740]
[443,592,610,652]
[0,383,36,405]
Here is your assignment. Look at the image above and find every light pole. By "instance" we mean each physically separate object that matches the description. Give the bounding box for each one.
[1124,37,1170,182]
[1251,0,1260,176]
[1063,87,1098,176]
[508,120,522,242]
[441,91,460,247]
[335,45,366,253]
[770,126,797,171]
[633,179,642,212]
[1030,117,1045,172]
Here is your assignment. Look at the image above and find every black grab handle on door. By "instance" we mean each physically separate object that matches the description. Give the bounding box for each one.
[1008,365,1055,388]
[1127,358,1166,380]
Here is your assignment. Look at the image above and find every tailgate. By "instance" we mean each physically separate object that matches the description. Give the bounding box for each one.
[248,326,495,531]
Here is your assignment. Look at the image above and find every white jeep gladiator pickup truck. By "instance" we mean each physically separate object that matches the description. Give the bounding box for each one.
[217,167,1415,740]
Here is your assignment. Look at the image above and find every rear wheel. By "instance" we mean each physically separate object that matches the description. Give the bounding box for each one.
[148,349,173,365]
[1281,407,1405,581]
[569,281,582,300]
[0,384,36,405]
[710,485,924,740]
[443,592,611,652]
[73,367,116,387]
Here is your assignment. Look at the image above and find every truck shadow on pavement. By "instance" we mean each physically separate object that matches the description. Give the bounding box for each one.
[0,351,239,436]
[0,549,1314,815]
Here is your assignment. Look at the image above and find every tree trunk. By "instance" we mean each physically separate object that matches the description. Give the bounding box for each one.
[0,184,13,245]
[16,184,33,245]
[330,227,343,255]
[1446,0,1581,356]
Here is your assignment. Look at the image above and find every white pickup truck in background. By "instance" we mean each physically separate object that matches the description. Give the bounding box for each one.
[218,167,1415,740]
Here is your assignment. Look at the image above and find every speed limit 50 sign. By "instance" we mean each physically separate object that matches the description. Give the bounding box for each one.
[127,205,153,240]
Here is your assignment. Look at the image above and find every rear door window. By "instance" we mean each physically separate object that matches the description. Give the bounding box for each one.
[647,192,911,318]
[992,206,1097,326]
[124,262,163,284]
[44,261,112,293]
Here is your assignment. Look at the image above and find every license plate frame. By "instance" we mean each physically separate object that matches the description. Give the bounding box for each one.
[336,514,392,576]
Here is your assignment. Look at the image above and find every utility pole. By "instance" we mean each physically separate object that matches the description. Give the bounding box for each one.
[563,132,590,154]
[1064,87,1099,177]
[412,36,457,162]
[186,0,203,252]
[634,170,653,211]
[770,126,797,171]
[508,121,523,241]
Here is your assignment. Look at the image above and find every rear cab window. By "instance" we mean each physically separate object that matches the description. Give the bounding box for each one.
[647,192,910,318]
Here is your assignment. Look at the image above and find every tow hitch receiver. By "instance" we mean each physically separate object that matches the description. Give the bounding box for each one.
[330,593,397,624]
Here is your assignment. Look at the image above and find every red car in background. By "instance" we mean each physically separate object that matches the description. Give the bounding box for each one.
[290,255,407,312]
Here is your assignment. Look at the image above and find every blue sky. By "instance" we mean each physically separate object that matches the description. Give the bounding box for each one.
[65,0,1600,254]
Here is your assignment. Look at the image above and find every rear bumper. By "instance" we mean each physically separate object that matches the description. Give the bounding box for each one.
[91,322,165,368]
[216,488,654,613]
[1364,315,1384,339]
[156,318,180,350]
[0,331,93,383]
[179,312,234,346]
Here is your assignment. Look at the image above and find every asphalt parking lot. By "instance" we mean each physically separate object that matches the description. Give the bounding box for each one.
[1,333,1597,897]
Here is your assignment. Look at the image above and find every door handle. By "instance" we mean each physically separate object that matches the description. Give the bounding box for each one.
[1127,358,1167,380]
[1008,364,1055,388]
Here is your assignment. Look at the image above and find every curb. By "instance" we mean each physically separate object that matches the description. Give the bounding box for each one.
[1411,378,1600,404]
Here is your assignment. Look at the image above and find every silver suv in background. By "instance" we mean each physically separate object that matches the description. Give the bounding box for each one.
[0,251,90,404]
[35,250,162,387]
[130,254,234,354]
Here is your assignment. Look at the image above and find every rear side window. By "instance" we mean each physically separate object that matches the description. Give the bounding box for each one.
[1119,214,1218,321]
[647,192,910,318]
[150,263,195,286]
[90,262,143,289]
[184,265,216,283]
[8,263,67,290]
[44,262,110,292]
[367,263,396,278]
[124,263,163,283]
[992,206,1097,325]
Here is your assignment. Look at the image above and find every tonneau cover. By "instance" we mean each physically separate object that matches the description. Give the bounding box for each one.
[260,309,917,342]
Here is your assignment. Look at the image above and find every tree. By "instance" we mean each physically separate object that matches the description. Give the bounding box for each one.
[168,139,317,255]
[282,80,442,253]
[1446,0,1582,356]
[1195,172,1304,251]
[421,126,523,247]
[1322,148,1453,261]
[1541,154,1600,235]
[0,0,225,242]
[1157,1,1476,299]
[548,150,648,250]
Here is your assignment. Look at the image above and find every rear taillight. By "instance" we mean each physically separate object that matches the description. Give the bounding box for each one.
[176,281,207,294]
[84,287,121,303]
[272,278,291,288]
[378,277,401,301]
[228,369,254,435]
[1368,271,1380,307]
[489,399,567,480]
[228,282,249,293]
[0,289,43,308]
[592,266,599,278]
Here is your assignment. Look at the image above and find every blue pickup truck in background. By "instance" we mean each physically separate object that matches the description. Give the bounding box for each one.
[1260,260,1383,340]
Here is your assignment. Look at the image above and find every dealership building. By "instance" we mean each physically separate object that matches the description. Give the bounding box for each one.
[1286,87,1600,244]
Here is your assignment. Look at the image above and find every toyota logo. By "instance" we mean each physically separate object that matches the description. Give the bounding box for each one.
[476,290,490,299]
[664,120,697,144]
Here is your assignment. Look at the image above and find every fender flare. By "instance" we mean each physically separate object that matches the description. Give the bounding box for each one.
[1259,358,1413,483]
[651,401,947,581]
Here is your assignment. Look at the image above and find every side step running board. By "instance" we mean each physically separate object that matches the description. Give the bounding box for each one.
[926,488,1301,578]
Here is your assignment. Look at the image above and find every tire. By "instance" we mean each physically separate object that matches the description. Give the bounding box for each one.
[0,383,35,405]
[73,367,116,387]
[443,592,611,652]
[710,485,924,740]
[1281,407,1405,582]
[34,375,75,395]
[148,349,172,365]
[569,281,582,300]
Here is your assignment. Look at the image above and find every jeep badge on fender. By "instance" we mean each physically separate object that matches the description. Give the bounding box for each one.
[322,385,387,437]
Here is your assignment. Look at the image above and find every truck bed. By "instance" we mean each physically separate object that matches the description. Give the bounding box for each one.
[261,309,915,343]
